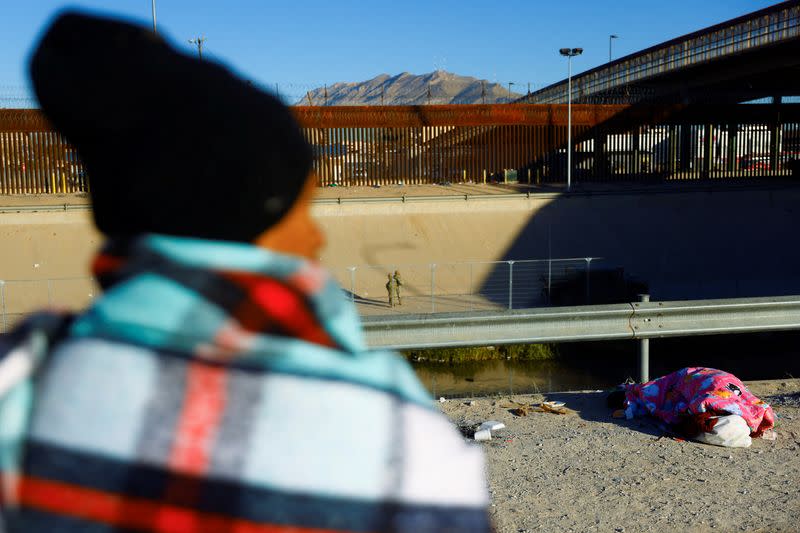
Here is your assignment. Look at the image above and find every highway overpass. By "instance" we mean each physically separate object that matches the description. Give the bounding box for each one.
[524,1,800,105]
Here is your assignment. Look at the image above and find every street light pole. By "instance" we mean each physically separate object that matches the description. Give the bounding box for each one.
[151,0,157,33]
[609,34,619,62]
[559,47,583,191]
[507,82,515,103]
[567,57,572,190]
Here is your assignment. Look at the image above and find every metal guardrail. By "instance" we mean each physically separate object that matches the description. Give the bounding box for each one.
[361,295,800,381]
[361,295,800,348]
[3,180,799,214]
[5,271,799,381]
[0,203,91,213]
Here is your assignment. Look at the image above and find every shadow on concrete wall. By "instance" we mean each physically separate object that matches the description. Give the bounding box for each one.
[479,182,800,306]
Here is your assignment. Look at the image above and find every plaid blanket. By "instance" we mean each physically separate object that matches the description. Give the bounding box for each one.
[0,235,490,532]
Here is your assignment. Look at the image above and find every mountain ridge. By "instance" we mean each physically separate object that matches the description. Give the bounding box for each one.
[299,70,524,106]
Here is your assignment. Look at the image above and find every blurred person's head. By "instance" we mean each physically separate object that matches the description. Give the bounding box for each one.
[30,10,323,259]
[253,172,324,259]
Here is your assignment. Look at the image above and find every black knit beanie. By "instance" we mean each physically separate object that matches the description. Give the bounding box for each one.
[29,11,312,242]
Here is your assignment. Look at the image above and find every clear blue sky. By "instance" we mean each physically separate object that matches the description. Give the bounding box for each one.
[0,0,779,105]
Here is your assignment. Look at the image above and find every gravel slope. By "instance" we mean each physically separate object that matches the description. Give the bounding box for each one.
[440,379,800,533]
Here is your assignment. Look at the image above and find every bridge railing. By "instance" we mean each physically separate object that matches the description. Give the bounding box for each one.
[2,104,799,193]
[526,2,800,104]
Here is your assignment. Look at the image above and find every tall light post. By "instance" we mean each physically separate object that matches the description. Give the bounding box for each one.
[507,82,515,103]
[609,34,619,62]
[559,47,582,191]
[151,0,157,33]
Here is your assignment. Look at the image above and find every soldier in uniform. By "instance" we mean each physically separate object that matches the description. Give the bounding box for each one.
[393,270,403,306]
[386,273,396,307]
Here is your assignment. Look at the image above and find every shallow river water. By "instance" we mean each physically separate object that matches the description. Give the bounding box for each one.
[412,359,622,398]
[410,333,800,398]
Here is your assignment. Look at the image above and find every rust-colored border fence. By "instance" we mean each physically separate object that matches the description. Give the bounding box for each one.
[0,110,88,194]
[2,104,799,194]
[294,103,800,186]
[296,104,631,186]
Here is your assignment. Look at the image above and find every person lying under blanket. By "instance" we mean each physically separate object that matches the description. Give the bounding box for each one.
[607,367,775,448]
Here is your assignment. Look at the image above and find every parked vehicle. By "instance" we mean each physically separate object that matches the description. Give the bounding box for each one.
[738,154,771,171]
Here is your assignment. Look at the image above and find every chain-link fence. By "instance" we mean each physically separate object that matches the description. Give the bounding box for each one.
[0,258,603,332]
[0,277,98,333]
[332,257,602,314]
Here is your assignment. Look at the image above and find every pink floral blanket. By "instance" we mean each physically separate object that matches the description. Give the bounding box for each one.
[624,367,775,436]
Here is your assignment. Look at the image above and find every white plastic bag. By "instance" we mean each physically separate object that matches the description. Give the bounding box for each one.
[694,414,752,448]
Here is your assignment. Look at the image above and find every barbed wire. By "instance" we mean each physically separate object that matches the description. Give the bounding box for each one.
[0,83,692,108]
[8,83,793,108]
[1,82,541,109]
[0,86,38,108]
[257,80,550,107]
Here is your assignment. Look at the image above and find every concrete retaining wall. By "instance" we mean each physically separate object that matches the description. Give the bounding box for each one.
[2,185,799,321]
[318,186,800,303]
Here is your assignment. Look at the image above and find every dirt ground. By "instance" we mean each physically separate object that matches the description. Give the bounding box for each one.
[440,379,800,533]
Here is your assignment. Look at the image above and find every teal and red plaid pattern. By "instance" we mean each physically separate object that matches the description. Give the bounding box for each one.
[0,235,490,532]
